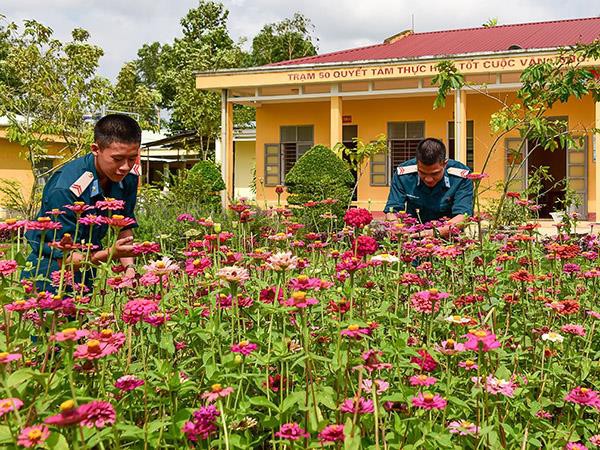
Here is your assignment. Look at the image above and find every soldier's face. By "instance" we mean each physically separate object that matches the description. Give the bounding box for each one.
[92,142,140,182]
[417,160,447,188]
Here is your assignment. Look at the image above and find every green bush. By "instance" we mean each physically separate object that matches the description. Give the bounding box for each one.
[181,161,226,208]
[285,144,354,229]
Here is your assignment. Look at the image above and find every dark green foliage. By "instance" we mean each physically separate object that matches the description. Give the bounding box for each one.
[181,160,226,208]
[285,145,353,229]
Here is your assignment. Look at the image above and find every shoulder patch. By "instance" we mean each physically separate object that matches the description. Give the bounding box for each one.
[129,163,141,176]
[69,171,95,197]
[397,165,418,176]
[447,167,470,178]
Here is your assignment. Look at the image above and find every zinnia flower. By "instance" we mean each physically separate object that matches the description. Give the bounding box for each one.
[410,289,449,314]
[0,397,23,417]
[201,384,234,403]
[361,379,390,394]
[122,298,159,324]
[95,198,125,211]
[411,392,447,410]
[275,422,309,440]
[561,324,586,337]
[143,257,179,277]
[44,400,85,426]
[73,339,118,360]
[0,352,21,364]
[409,374,437,387]
[344,208,373,228]
[564,387,600,407]
[17,425,50,448]
[318,424,345,443]
[217,266,250,285]
[282,291,318,309]
[0,260,18,277]
[448,420,479,435]
[183,405,220,442]
[50,328,89,342]
[541,332,564,343]
[266,252,299,271]
[340,397,374,414]
[79,401,116,428]
[115,375,145,392]
[464,330,501,352]
[230,341,258,356]
[340,324,371,339]
[565,443,589,450]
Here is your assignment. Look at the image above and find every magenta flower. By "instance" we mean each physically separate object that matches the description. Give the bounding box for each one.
[561,324,586,337]
[361,379,390,394]
[463,330,501,352]
[0,352,21,364]
[434,339,466,355]
[318,424,345,443]
[183,405,220,442]
[79,401,116,428]
[344,208,373,228]
[411,393,447,410]
[64,202,93,214]
[409,374,438,387]
[44,400,85,426]
[185,257,212,276]
[356,349,393,372]
[230,340,258,356]
[95,198,125,211]
[410,289,449,314]
[565,387,600,407]
[282,291,318,309]
[0,397,24,417]
[132,241,161,255]
[459,360,479,371]
[565,443,589,450]
[17,424,51,448]
[73,340,118,360]
[115,375,145,392]
[340,324,371,339]
[122,298,159,324]
[447,420,479,435]
[340,397,374,414]
[275,422,309,440]
[201,384,234,403]
[50,328,89,342]
[0,260,18,277]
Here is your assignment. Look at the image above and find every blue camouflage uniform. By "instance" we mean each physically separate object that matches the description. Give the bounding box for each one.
[384,158,473,223]
[23,153,138,291]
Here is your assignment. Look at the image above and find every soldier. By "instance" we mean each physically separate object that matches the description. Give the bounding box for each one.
[23,114,141,292]
[384,138,473,236]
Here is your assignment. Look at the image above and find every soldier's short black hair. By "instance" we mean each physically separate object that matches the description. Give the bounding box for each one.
[416,138,447,165]
[94,114,142,149]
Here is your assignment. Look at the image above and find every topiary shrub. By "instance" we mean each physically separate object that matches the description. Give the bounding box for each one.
[285,144,354,230]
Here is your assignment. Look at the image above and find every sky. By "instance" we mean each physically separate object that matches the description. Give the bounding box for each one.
[2,0,599,81]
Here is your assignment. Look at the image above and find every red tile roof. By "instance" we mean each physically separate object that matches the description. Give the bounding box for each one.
[270,17,600,67]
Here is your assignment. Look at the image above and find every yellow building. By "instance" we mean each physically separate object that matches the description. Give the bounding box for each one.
[201,18,598,219]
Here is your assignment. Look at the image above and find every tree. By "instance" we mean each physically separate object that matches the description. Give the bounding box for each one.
[251,13,318,66]
[109,61,162,131]
[0,19,110,217]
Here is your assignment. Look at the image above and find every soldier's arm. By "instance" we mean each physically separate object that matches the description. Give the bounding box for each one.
[384,172,407,220]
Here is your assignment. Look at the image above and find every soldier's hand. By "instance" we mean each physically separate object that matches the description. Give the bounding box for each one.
[112,236,135,259]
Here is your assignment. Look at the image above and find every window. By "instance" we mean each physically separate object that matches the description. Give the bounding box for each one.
[371,121,424,186]
[448,121,474,169]
[264,125,314,186]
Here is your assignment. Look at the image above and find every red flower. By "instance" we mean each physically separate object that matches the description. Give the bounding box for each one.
[411,349,437,372]
[344,208,373,228]
[353,235,378,257]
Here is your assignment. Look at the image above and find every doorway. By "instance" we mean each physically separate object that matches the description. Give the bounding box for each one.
[526,138,566,217]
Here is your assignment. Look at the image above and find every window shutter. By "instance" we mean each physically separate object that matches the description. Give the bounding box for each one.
[264,143,281,186]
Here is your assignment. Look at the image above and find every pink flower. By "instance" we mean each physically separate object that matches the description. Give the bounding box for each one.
[361,379,390,394]
[144,312,169,327]
[88,329,126,348]
[282,291,318,309]
[411,349,438,372]
[115,375,145,392]
[122,298,159,324]
[475,376,517,397]
[0,260,18,277]
[447,420,479,435]
[344,208,373,228]
[201,384,234,403]
[26,217,62,231]
[17,425,50,448]
[230,340,258,356]
[561,324,586,337]
[318,424,345,443]
[434,339,466,355]
[103,214,135,229]
[64,202,93,214]
[132,241,161,255]
[78,214,104,226]
[565,387,600,407]
[459,360,479,371]
[267,252,299,271]
[340,324,371,339]
[50,328,89,342]
[74,340,118,360]
[464,330,501,352]
[589,435,600,447]
[183,405,220,442]
[565,443,589,450]
[356,349,393,372]
[44,400,85,426]
[275,422,309,440]
[410,289,449,314]
[411,392,447,410]
[185,257,212,276]
[340,397,374,414]
[107,275,135,290]
[143,257,179,277]
[79,401,116,428]
[217,266,250,284]
[0,352,21,364]
[409,374,437,387]
[0,397,23,417]
[466,172,488,180]
[95,198,125,211]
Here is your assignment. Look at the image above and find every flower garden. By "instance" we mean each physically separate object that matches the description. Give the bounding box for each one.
[0,195,599,449]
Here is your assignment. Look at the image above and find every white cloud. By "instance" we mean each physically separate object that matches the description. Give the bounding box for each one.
[2,0,598,80]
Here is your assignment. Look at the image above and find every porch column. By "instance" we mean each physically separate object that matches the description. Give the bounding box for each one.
[453,89,467,164]
[592,102,600,222]
[220,89,234,206]
[330,85,343,148]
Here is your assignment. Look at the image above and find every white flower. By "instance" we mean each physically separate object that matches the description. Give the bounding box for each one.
[371,253,399,264]
[143,257,179,276]
[266,251,298,271]
[541,332,564,343]
[217,266,250,284]
[445,315,472,325]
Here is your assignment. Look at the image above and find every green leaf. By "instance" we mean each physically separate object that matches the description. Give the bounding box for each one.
[6,368,34,389]
[249,395,278,411]
[46,432,69,450]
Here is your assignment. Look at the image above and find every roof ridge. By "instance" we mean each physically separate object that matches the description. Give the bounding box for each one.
[270,41,389,66]
[410,16,600,37]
